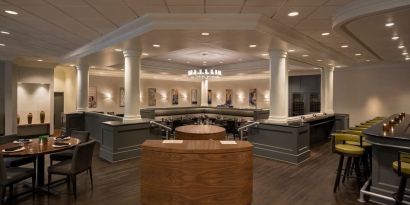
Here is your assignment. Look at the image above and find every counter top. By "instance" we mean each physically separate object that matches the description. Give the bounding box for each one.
[141,140,253,154]
[258,114,335,127]
[364,114,410,141]
[102,119,150,126]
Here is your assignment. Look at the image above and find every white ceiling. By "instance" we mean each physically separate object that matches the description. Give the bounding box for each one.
[0,0,408,76]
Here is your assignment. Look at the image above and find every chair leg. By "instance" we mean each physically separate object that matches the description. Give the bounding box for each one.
[48,173,51,193]
[354,158,363,189]
[9,184,13,202]
[334,155,345,193]
[362,155,370,180]
[67,176,71,189]
[395,176,407,205]
[71,175,77,200]
[0,186,5,205]
[342,157,352,183]
[89,168,93,189]
[32,175,36,200]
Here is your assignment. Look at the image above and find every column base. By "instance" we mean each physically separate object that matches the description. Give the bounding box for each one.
[123,115,142,122]
[76,108,87,112]
[267,115,288,123]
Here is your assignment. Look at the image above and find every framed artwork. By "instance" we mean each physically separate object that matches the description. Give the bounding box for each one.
[148,88,156,106]
[120,87,125,107]
[172,89,178,105]
[249,88,257,106]
[208,89,212,104]
[88,87,97,108]
[226,89,232,105]
[191,89,198,104]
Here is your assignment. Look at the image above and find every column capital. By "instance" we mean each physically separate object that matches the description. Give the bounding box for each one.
[76,61,89,71]
[123,49,142,58]
[269,49,287,58]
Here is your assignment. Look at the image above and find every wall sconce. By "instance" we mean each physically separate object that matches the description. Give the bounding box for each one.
[105,93,112,99]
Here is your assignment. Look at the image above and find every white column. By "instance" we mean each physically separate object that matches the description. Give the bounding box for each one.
[268,50,289,123]
[123,49,142,122]
[200,78,208,106]
[76,62,89,112]
[321,67,335,114]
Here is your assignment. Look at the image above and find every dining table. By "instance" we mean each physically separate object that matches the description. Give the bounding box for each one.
[0,137,80,187]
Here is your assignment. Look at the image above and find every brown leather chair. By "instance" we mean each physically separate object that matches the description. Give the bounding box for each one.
[47,140,96,199]
[49,130,90,165]
[0,154,35,203]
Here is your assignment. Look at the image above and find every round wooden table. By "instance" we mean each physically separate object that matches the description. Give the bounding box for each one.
[0,137,80,187]
[175,125,226,140]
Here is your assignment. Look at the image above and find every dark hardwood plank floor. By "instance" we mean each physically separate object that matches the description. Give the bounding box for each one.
[11,139,375,205]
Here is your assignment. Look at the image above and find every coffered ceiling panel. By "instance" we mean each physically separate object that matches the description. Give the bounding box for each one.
[308,6,338,19]
[325,0,355,6]
[86,0,138,26]
[166,0,203,6]
[123,0,169,15]
[168,6,203,13]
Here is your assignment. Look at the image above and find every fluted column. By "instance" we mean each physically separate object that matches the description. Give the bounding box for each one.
[123,49,142,122]
[268,50,289,123]
[321,67,335,114]
[76,62,89,112]
[200,78,208,106]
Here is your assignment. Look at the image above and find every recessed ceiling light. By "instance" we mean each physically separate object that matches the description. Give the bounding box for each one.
[321,32,330,36]
[288,11,299,17]
[302,54,309,57]
[0,43,5,46]
[328,63,333,66]
[261,53,269,56]
[385,22,395,27]
[365,59,371,62]
[142,53,149,56]
[201,32,210,36]
[114,48,122,52]
[316,59,323,62]
[403,52,408,55]
[90,66,96,68]
[355,53,362,56]
[120,68,124,71]
[153,44,160,47]
[249,44,257,48]
[4,10,18,15]
[406,57,410,61]
[341,45,349,48]
[288,49,295,52]
[335,66,342,68]
[313,67,319,70]
[37,59,43,62]
[167,58,172,61]
[203,61,207,63]
[392,36,399,40]
[0,31,10,35]
[398,45,405,49]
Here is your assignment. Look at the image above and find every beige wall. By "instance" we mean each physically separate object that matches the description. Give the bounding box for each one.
[53,67,77,114]
[334,63,410,125]
[54,68,65,92]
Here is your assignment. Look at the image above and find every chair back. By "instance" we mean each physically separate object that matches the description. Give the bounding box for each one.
[331,133,362,153]
[0,154,7,184]
[0,135,18,145]
[397,152,410,176]
[71,130,90,143]
[71,140,96,174]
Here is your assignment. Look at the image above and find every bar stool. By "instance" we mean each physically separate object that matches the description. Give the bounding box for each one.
[393,151,410,205]
[343,130,372,180]
[332,133,366,192]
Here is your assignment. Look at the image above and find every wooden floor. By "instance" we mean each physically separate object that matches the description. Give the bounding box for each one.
[11,139,375,205]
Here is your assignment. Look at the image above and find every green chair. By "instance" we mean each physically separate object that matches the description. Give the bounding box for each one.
[332,133,367,192]
[393,152,410,205]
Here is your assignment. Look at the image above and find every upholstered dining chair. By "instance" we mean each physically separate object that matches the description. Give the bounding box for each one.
[49,130,90,165]
[0,135,36,168]
[48,140,96,199]
[0,154,35,203]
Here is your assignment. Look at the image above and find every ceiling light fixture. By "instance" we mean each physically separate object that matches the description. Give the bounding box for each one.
[321,32,330,36]
[355,53,362,56]
[403,52,408,55]
[406,57,410,61]
[261,53,269,56]
[4,10,18,15]
[142,53,149,56]
[120,68,124,71]
[288,49,295,52]
[0,43,5,46]
[201,32,210,36]
[167,58,172,61]
[114,48,122,52]
[385,22,395,27]
[398,45,405,49]
[335,65,342,68]
[153,44,160,47]
[302,54,309,57]
[288,11,299,17]
[37,59,43,62]
[392,36,399,40]
[365,59,371,62]
[0,31,10,35]
[249,44,257,48]
[313,67,319,70]
[188,69,222,79]
[69,64,75,67]
[316,59,323,62]
[341,45,349,48]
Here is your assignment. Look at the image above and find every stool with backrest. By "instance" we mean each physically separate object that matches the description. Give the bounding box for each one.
[332,133,367,192]
[49,131,90,166]
[393,151,410,205]
[0,154,35,203]
[48,140,96,199]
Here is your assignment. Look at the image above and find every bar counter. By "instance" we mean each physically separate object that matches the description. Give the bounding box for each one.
[364,114,410,204]
[141,140,253,205]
